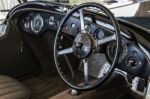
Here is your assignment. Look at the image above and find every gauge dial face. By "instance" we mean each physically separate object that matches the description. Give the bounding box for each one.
[107,40,127,63]
[95,29,105,40]
[31,14,43,33]
[24,21,30,29]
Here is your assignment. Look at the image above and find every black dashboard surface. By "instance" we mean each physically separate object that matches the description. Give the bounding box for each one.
[120,17,150,30]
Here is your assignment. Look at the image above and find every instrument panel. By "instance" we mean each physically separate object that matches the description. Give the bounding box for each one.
[18,11,149,78]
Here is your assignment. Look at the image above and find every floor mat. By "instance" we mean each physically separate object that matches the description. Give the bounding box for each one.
[21,73,67,99]
[50,86,127,99]
[50,74,129,99]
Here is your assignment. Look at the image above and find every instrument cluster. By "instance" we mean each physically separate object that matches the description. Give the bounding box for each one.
[19,12,63,35]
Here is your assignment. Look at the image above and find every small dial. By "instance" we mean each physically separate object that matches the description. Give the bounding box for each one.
[31,14,43,34]
[95,29,105,40]
[49,16,55,25]
[23,15,30,29]
[24,21,30,29]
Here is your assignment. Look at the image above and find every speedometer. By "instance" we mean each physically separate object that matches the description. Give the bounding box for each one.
[107,40,128,63]
[31,14,43,34]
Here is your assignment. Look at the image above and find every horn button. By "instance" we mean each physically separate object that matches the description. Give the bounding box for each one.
[73,33,94,58]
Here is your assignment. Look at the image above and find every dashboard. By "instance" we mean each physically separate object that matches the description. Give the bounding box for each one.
[18,10,149,79]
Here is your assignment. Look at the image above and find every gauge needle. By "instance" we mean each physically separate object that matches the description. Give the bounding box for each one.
[35,21,40,27]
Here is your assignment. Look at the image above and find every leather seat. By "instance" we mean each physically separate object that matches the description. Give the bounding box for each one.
[0,75,29,99]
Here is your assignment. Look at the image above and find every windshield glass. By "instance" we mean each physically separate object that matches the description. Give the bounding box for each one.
[28,0,149,17]
[0,0,150,30]
[112,0,150,30]
[0,0,21,22]
[36,0,150,29]
[70,0,150,30]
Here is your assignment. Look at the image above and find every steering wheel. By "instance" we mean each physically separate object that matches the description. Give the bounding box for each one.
[54,2,121,90]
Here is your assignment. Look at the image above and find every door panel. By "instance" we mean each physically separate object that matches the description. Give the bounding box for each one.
[0,23,40,78]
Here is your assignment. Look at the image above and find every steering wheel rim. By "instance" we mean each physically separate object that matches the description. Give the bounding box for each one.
[54,2,121,90]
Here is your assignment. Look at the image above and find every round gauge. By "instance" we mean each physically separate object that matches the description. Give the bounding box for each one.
[95,29,105,40]
[49,16,55,25]
[24,21,30,29]
[107,40,128,63]
[23,15,30,29]
[31,14,43,34]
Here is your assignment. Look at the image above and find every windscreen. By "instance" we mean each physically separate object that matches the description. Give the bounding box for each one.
[69,0,150,30]
[0,0,20,20]
[0,0,149,30]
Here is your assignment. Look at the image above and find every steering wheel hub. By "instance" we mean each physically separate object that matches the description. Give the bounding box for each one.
[73,33,92,58]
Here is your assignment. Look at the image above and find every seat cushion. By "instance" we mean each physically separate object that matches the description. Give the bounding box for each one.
[0,75,29,99]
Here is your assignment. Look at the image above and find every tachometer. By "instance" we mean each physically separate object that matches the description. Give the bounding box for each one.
[107,40,128,63]
[31,14,43,34]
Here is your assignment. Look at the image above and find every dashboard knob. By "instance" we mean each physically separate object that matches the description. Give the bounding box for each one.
[128,57,137,68]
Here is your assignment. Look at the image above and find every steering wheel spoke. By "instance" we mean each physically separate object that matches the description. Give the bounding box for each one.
[83,59,89,85]
[97,34,116,45]
[57,47,74,56]
[79,9,86,33]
